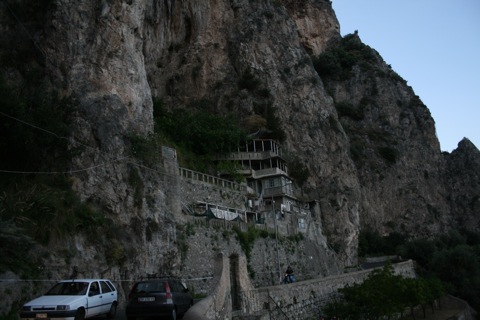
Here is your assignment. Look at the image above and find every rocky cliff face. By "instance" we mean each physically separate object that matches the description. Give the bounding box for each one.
[1,0,479,307]
[36,0,362,263]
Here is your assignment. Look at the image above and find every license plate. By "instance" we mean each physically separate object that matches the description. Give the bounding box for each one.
[36,314,48,319]
[138,297,155,302]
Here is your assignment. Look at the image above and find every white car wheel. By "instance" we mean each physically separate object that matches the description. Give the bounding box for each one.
[107,303,117,318]
[74,308,85,320]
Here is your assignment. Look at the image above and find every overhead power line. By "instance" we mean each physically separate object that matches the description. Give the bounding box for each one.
[0,110,175,177]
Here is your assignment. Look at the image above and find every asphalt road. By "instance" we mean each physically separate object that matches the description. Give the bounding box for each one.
[115,309,127,320]
[111,308,188,320]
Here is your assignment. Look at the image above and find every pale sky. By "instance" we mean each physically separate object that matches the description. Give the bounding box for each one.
[331,0,480,152]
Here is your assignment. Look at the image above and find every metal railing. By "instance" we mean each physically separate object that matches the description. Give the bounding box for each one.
[179,167,246,192]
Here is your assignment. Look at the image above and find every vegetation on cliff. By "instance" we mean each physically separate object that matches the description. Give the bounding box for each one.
[0,74,107,275]
[324,264,445,319]
[359,229,480,312]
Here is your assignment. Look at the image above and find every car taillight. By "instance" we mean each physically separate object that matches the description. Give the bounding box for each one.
[165,283,173,303]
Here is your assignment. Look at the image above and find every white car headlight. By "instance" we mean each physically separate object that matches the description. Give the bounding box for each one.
[57,305,70,311]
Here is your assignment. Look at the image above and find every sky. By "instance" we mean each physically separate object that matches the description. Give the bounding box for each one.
[331,0,480,152]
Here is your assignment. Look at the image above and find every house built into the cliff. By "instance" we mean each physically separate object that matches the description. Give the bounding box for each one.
[176,138,316,236]
[215,139,312,235]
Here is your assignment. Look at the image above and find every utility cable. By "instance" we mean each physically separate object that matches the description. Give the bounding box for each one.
[0,110,69,141]
[0,157,130,175]
[4,0,58,69]
[0,110,175,177]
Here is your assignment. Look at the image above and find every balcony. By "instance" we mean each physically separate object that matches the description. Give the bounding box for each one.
[251,167,287,179]
[264,185,294,198]
[216,150,282,161]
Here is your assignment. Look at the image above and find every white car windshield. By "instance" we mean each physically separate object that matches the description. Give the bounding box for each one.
[45,282,89,296]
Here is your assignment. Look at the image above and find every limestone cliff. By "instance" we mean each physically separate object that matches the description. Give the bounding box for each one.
[1,0,479,312]
[38,0,361,263]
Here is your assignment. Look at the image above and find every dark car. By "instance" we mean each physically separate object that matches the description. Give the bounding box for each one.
[126,277,193,320]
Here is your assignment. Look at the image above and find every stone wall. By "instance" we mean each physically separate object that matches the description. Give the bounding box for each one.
[237,260,416,319]
[442,295,477,320]
[177,168,248,220]
[175,165,342,294]
[186,251,416,320]
[184,252,254,320]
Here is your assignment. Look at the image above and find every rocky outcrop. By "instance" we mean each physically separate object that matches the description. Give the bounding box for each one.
[445,138,480,228]
[317,32,479,238]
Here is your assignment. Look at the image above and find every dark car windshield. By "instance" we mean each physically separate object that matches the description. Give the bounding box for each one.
[46,282,89,296]
[132,282,166,293]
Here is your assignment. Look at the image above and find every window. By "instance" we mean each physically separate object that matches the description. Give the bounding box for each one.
[298,218,306,229]
[133,281,166,293]
[101,281,112,293]
[89,282,100,296]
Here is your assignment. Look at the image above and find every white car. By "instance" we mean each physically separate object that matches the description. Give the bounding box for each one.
[19,279,118,320]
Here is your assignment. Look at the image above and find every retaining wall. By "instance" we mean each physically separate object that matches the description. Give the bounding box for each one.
[236,260,416,319]
[185,253,416,320]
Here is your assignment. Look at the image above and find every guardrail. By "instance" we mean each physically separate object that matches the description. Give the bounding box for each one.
[185,215,285,235]
[179,167,246,192]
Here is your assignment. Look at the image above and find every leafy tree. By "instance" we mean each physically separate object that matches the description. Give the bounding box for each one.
[359,229,480,312]
[429,245,480,309]
[155,104,248,156]
[398,238,436,274]
[323,264,444,319]
[358,229,385,256]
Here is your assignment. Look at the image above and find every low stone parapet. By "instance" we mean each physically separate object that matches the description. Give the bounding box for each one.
[236,260,416,319]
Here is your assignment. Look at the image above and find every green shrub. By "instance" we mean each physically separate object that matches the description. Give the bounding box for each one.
[127,133,163,167]
[285,155,309,186]
[312,50,343,77]
[335,101,365,120]
[287,233,304,242]
[349,140,364,162]
[358,229,406,257]
[252,102,286,142]
[378,146,398,165]
[238,70,261,92]
[154,102,248,156]
[312,33,377,80]
[0,175,107,275]
[216,161,245,183]
[105,239,126,266]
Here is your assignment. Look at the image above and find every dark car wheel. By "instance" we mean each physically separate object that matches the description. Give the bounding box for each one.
[74,308,85,320]
[107,303,117,318]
